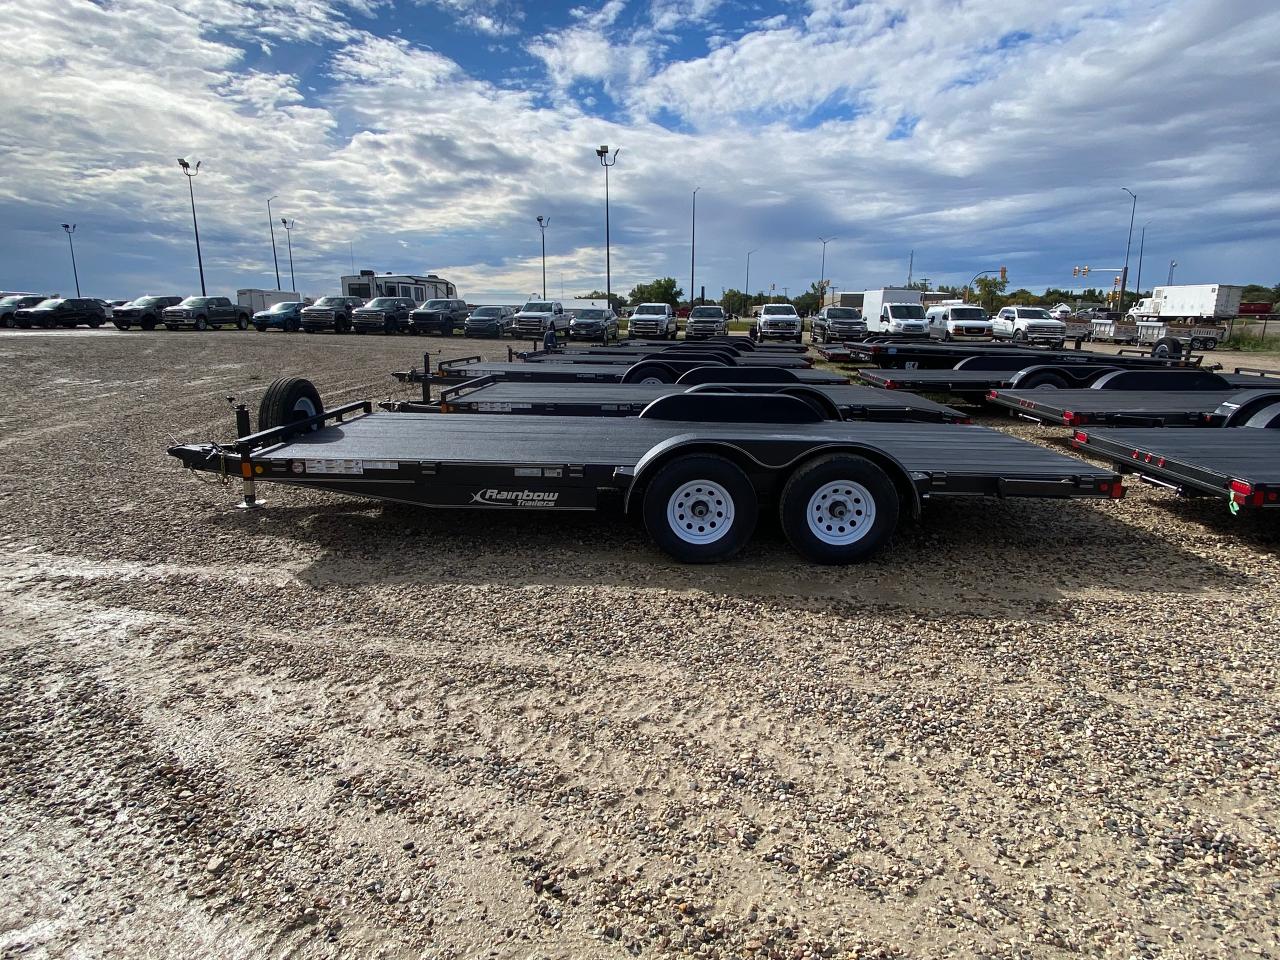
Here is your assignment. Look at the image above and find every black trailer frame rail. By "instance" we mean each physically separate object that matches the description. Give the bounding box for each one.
[990,388,1280,428]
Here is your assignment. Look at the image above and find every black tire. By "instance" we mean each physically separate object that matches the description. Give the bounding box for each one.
[1152,336,1183,359]
[88,319,103,328]
[641,455,757,563]
[622,362,676,384]
[1020,371,1070,390]
[257,377,324,431]
[236,315,249,330]
[114,321,131,331]
[194,315,208,331]
[1053,339,1066,350]
[1203,338,1217,351]
[779,454,899,564]
[141,319,156,331]
[255,323,268,333]
[1012,329,1026,342]
[164,324,177,331]
[303,326,315,334]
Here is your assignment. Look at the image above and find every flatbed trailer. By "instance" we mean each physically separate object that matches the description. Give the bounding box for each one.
[423,377,970,423]
[1072,427,1280,511]
[533,337,807,355]
[424,355,847,386]
[990,388,1280,427]
[845,340,1204,370]
[512,346,813,369]
[859,358,1264,398]
[170,377,1124,564]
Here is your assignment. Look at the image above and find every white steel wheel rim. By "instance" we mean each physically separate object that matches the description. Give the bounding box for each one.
[292,396,318,420]
[807,481,875,545]
[639,375,666,385]
[667,480,734,545]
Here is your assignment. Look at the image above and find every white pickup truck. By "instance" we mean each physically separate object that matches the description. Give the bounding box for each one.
[514,300,569,337]
[992,306,1067,346]
[752,303,803,342]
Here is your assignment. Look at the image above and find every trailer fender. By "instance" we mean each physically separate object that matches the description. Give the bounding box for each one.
[1217,392,1280,428]
[1088,368,1231,391]
[624,438,921,520]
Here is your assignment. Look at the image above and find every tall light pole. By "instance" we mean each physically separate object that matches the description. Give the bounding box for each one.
[177,158,206,296]
[267,196,281,290]
[745,249,757,314]
[1119,187,1137,313]
[689,187,699,308]
[1134,219,1151,301]
[61,223,81,297]
[280,218,296,294]
[818,236,835,307]
[1168,259,1177,285]
[536,215,549,299]
[596,146,619,306]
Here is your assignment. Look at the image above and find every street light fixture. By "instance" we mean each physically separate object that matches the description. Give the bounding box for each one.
[818,237,836,307]
[1119,187,1137,313]
[536,215,549,299]
[1134,219,1152,303]
[177,158,206,296]
[280,218,296,294]
[596,145,619,306]
[690,187,699,308]
[267,195,281,290]
[1167,259,1177,285]
[61,223,81,297]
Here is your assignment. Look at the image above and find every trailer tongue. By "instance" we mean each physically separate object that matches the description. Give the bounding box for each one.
[168,378,1125,565]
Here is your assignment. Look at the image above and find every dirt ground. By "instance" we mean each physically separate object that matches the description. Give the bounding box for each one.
[1,329,1277,960]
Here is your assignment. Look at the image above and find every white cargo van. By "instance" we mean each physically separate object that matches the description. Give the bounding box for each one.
[924,303,993,341]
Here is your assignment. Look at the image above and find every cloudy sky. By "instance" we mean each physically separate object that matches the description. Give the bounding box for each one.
[1,0,1278,302]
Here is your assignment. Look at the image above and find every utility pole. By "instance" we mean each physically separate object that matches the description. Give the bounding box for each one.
[818,237,835,308]
[177,158,206,296]
[267,196,281,290]
[281,218,296,293]
[689,187,699,308]
[906,249,914,287]
[1168,260,1177,284]
[745,249,757,314]
[61,223,81,297]
[1120,187,1137,314]
[536,215,549,299]
[596,146,619,306]
[1134,220,1151,301]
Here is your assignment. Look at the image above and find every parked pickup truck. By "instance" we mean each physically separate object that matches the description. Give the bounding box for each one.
[752,303,803,342]
[300,295,364,334]
[628,303,679,339]
[351,297,416,334]
[514,300,569,338]
[162,296,250,331]
[992,306,1066,346]
[113,295,182,330]
[684,305,728,339]
[409,298,469,335]
[811,306,866,343]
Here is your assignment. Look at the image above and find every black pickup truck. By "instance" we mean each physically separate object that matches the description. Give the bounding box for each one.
[300,296,365,334]
[162,296,250,331]
[352,297,416,334]
[113,295,183,330]
[409,298,469,335]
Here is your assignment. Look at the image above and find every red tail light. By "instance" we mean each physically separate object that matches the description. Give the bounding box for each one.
[1229,479,1253,497]
[1072,430,1088,444]
[1109,481,1125,499]
[986,390,998,400]
[883,379,897,389]
[1062,410,1077,425]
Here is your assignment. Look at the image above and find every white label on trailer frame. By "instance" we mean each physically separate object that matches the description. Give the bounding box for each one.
[363,460,399,471]
[305,459,364,475]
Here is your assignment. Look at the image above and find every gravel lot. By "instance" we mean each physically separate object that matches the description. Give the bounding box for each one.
[1,329,1278,959]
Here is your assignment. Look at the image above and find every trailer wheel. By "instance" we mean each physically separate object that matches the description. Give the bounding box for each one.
[258,377,325,431]
[1151,337,1183,359]
[1019,371,1069,390]
[642,455,757,563]
[779,455,898,564]
[623,362,676,385]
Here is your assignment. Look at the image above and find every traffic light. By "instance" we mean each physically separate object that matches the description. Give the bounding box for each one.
[1073,266,1080,277]
[1083,265,1090,276]
[1113,275,1120,287]
[999,266,1007,283]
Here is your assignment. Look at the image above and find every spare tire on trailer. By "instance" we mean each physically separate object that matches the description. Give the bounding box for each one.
[258,377,324,431]
[1151,336,1183,359]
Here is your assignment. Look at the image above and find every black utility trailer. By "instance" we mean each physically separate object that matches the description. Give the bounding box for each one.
[858,357,1252,398]
[844,340,1205,370]
[424,355,847,386]
[420,377,969,424]
[990,387,1280,428]
[1072,427,1280,512]
[512,345,813,369]
[532,337,807,356]
[169,377,1124,565]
